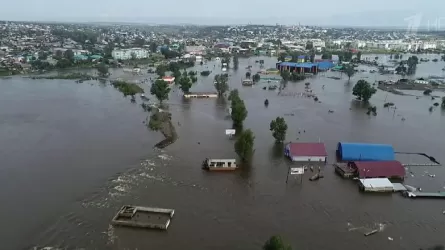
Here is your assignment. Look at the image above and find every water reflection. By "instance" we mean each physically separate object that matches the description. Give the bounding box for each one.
[238,160,252,180]
[181,96,192,106]
[233,124,243,133]
[349,99,369,111]
[270,143,284,160]
[215,97,227,107]
[423,245,445,250]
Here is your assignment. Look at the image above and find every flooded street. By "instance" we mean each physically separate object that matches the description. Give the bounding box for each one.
[1,56,445,250]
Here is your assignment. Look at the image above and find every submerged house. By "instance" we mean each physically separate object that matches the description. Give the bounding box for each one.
[352,161,405,180]
[285,142,327,162]
[336,142,395,161]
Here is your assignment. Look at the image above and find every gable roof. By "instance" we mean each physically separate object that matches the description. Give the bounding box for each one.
[354,161,405,178]
[288,143,327,157]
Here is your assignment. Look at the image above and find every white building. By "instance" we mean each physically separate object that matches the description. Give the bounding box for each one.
[421,42,437,50]
[310,39,326,48]
[284,143,327,162]
[185,46,206,55]
[111,48,150,60]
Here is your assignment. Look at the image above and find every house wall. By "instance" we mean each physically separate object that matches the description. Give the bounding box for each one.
[112,48,150,60]
[291,156,326,162]
[184,93,218,98]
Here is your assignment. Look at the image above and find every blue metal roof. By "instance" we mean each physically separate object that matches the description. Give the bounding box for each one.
[278,62,318,68]
[337,142,395,161]
[317,61,335,70]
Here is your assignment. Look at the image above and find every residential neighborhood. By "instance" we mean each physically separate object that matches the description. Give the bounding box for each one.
[2,21,445,76]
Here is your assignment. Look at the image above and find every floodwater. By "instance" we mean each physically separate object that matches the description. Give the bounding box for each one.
[1,55,445,250]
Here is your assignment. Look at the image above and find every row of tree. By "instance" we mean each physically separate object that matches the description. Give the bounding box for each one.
[150,65,200,103]
[227,90,254,161]
[395,56,419,75]
[245,71,261,82]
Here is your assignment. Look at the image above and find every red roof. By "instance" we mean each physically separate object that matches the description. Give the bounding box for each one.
[353,161,405,178]
[288,143,327,157]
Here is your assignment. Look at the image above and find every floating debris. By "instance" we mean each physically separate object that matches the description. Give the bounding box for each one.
[111,205,175,230]
[364,229,379,236]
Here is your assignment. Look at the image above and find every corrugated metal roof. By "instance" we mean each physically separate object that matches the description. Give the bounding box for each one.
[287,142,327,157]
[354,161,405,178]
[337,142,395,161]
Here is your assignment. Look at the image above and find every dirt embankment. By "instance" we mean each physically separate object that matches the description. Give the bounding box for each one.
[147,109,178,149]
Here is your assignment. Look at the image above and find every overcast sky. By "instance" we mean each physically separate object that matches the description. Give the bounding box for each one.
[0,0,444,27]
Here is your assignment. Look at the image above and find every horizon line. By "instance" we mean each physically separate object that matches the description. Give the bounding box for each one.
[0,19,440,31]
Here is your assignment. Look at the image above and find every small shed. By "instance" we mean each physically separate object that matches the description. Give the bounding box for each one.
[352,161,405,179]
[285,142,327,162]
[337,142,395,161]
[359,178,394,192]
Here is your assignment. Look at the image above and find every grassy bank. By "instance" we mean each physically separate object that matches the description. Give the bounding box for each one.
[28,73,98,80]
[110,80,144,96]
[147,109,178,149]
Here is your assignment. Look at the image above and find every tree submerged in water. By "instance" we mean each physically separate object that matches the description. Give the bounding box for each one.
[111,80,144,97]
[96,63,109,77]
[263,236,292,250]
[233,54,239,70]
[214,74,229,97]
[352,80,376,102]
[366,106,377,116]
[343,64,355,80]
[270,117,288,143]
[229,89,248,128]
[150,79,171,103]
[234,129,255,162]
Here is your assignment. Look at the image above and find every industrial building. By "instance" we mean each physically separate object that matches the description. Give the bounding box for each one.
[276,62,319,74]
[276,60,335,74]
[336,142,395,161]
[284,142,327,162]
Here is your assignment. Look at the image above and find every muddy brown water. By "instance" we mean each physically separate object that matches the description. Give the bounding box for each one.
[1,56,445,250]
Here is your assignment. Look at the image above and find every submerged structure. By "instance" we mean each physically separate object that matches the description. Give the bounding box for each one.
[285,142,327,162]
[183,92,218,98]
[359,178,394,192]
[276,62,319,74]
[111,205,175,230]
[334,161,405,179]
[202,158,237,171]
[336,142,395,161]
